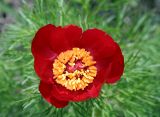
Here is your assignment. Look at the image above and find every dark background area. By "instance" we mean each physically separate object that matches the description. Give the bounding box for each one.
[0,0,160,32]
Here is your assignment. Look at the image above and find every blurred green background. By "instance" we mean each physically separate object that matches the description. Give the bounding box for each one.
[0,0,160,117]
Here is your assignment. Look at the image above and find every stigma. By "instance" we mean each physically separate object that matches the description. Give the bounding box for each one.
[52,48,97,91]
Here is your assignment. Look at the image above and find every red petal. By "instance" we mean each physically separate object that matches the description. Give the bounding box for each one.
[50,83,91,101]
[49,26,70,53]
[39,81,68,108]
[32,24,82,81]
[50,96,69,108]
[63,25,82,47]
[31,24,56,59]
[79,28,124,83]
[106,43,124,83]
[34,57,55,81]
[80,28,117,64]
[49,25,82,53]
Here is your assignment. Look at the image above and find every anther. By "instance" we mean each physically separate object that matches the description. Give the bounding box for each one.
[52,48,97,91]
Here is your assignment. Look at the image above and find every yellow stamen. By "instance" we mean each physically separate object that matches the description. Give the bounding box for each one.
[52,48,97,91]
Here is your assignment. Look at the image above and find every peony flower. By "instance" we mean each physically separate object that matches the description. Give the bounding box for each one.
[31,24,124,108]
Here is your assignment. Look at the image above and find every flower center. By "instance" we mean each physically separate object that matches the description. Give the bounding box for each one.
[52,48,97,91]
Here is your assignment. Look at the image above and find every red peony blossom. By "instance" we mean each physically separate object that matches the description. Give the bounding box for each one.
[31,24,124,108]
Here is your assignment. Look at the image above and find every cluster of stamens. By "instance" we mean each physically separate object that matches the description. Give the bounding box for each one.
[52,48,97,91]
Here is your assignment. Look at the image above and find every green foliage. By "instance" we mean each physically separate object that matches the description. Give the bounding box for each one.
[0,0,160,117]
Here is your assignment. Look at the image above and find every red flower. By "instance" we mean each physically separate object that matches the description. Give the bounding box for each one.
[31,24,124,108]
